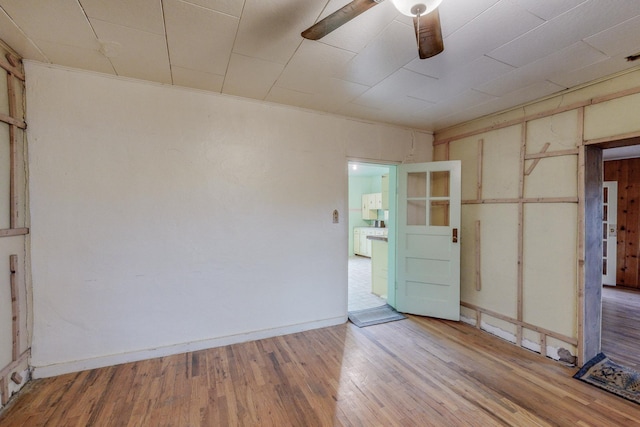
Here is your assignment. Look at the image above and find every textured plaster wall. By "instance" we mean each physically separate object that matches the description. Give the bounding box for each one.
[25,62,432,376]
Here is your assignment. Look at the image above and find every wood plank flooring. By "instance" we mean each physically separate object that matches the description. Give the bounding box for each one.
[602,285,640,368]
[2,315,640,426]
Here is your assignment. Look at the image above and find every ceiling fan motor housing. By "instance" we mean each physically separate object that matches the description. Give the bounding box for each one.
[392,0,443,16]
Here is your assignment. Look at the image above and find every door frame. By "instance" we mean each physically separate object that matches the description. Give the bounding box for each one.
[583,137,640,365]
[346,159,399,306]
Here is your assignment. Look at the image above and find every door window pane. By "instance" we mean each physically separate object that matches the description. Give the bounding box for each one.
[407,200,427,226]
[430,171,450,197]
[408,172,427,198]
[430,201,450,226]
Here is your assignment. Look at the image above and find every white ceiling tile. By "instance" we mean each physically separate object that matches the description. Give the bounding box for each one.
[1,0,639,132]
[265,86,318,110]
[410,55,514,100]
[0,0,96,49]
[339,21,419,87]
[476,80,566,113]
[441,0,544,65]
[0,7,48,62]
[317,78,370,105]
[80,0,165,35]
[511,0,587,21]
[31,40,115,74]
[233,0,325,64]
[268,76,370,114]
[164,0,239,76]
[276,40,355,93]
[90,19,171,84]
[548,55,639,89]
[353,68,437,108]
[172,66,224,92]
[223,53,284,99]
[433,89,497,118]
[316,0,399,53]
[488,0,640,67]
[438,0,500,38]
[182,0,245,17]
[584,15,640,57]
[477,41,608,96]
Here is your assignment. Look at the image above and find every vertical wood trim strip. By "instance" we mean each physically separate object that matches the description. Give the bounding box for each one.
[0,376,7,405]
[476,309,481,329]
[475,220,481,291]
[516,123,526,347]
[540,334,547,357]
[10,255,19,361]
[477,139,484,199]
[577,106,586,367]
[7,72,18,228]
[517,123,526,325]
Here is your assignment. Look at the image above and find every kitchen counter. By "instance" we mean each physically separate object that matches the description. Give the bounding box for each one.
[367,235,388,242]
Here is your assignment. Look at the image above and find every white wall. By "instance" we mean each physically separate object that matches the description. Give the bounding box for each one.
[25,62,432,376]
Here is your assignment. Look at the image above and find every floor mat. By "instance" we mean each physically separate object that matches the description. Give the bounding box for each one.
[574,352,640,404]
[348,304,406,328]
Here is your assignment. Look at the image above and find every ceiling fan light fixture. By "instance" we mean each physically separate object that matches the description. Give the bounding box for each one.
[391,0,442,17]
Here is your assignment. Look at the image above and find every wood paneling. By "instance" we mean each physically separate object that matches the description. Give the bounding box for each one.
[2,318,640,426]
[604,158,640,288]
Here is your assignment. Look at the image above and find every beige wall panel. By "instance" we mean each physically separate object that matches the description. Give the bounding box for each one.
[482,126,521,200]
[522,328,539,343]
[523,203,578,338]
[437,70,640,143]
[0,67,8,116]
[449,137,478,200]
[436,107,525,141]
[460,305,477,321]
[524,156,578,199]
[433,142,447,161]
[0,122,10,229]
[13,127,27,228]
[547,336,576,356]
[521,70,640,119]
[526,110,580,153]
[460,204,519,318]
[584,92,640,141]
[482,315,517,342]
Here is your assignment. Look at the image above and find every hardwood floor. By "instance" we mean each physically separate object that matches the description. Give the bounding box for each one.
[2,316,640,426]
[602,285,640,368]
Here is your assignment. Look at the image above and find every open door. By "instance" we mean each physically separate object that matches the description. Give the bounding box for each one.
[395,161,461,320]
[602,181,618,286]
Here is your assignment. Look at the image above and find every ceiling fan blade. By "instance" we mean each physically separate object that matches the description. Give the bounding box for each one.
[413,8,444,59]
[302,0,381,40]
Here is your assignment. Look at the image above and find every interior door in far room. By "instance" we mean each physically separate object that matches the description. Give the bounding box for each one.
[396,161,461,320]
[603,181,618,286]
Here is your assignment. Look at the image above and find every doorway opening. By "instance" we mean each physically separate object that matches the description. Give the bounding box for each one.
[584,138,640,367]
[347,161,395,312]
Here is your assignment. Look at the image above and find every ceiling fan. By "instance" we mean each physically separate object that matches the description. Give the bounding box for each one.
[301,0,444,59]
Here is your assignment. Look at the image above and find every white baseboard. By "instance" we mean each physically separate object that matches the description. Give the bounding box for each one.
[32,315,347,379]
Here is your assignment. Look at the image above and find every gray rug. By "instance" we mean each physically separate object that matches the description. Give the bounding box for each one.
[574,352,640,404]
[348,304,406,328]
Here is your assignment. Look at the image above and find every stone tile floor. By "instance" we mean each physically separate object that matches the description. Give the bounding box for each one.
[348,256,386,312]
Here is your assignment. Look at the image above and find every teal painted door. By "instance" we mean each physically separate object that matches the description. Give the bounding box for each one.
[395,161,461,320]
